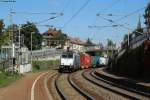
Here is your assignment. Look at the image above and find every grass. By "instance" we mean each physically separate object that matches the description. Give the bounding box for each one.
[0,71,22,87]
[32,60,59,73]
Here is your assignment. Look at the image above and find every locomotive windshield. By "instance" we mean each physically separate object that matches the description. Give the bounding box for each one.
[61,53,73,58]
[68,54,73,58]
[62,54,67,58]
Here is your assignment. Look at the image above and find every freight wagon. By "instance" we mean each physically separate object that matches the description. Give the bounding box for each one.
[91,56,108,67]
[91,56,99,67]
[99,57,108,66]
[80,53,91,69]
[59,51,80,72]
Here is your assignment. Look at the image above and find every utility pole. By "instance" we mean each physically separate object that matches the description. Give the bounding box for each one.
[18,25,21,71]
[31,32,34,71]
[0,0,16,74]
[9,8,15,74]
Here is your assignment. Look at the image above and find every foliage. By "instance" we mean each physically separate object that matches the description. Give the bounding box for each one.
[115,45,144,77]
[5,24,19,43]
[0,71,21,87]
[0,19,9,46]
[51,29,67,48]
[0,19,5,34]
[20,22,42,50]
[107,39,116,49]
[32,60,59,72]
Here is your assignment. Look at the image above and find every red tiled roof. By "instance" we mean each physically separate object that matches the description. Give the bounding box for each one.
[68,37,86,45]
[43,28,58,36]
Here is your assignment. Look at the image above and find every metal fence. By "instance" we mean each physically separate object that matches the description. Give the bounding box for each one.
[29,48,63,60]
[117,34,150,59]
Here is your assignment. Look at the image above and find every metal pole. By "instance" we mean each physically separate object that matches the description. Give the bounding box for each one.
[31,32,33,70]
[128,32,130,46]
[18,25,21,72]
[19,25,21,49]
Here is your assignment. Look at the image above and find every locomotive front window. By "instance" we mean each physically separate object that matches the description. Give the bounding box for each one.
[62,54,67,58]
[68,54,73,58]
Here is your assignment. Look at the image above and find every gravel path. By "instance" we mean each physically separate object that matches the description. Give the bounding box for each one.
[0,70,56,100]
[0,71,45,100]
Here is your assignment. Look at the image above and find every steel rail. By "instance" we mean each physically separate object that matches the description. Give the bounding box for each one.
[68,72,93,100]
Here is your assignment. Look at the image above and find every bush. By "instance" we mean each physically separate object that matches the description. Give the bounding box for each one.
[32,60,59,72]
[0,70,21,87]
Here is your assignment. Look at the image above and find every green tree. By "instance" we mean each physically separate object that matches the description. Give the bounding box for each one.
[20,22,42,50]
[107,39,116,50]
[0,19,5,34]
[0,19,9,46]
[52,29,67,48]
[5,24,19,43]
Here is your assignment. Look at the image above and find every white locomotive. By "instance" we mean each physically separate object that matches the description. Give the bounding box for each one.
[59,51,80,72]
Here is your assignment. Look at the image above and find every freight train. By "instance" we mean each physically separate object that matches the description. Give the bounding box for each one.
[59,51,108,72]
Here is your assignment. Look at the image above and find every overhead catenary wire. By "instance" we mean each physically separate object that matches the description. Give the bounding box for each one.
[11,9,64,24]
[18,14,63,31]
[11,11,58,15]
[97,15,144,35]
[115,7,146,22]
[91,0,122,26]
[94,5,146,29]
[95,6,146,33]
[0,0,16,2]
[88,24,122,28]
[61,0,91,29]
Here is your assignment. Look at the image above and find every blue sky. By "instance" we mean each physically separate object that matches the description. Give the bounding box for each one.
[0,0,149,46]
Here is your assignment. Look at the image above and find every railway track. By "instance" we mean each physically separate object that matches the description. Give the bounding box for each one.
[69,70,125,100]
[47,68,150,100]
[47,70,88,100]
[94,69,150,97]
[82,68,150,100]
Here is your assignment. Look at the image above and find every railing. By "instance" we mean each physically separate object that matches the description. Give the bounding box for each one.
[130,34,150,49]
[29,48,63,60]
[117,34,150,59]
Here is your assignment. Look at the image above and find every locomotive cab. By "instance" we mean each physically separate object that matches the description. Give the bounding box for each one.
[59,51,80,72]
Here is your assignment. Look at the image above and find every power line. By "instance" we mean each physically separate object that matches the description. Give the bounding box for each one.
[95,6,146,32]
[115,7,146,22]
[97,13,126,17]
[61,0,91,29]
[11,11,59,15]
[34,16,59,24]
[90,0,122,32]
[88,25,122,28]
[0,0,16,2]
[11,11,63,26]
[97,15,144,35]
